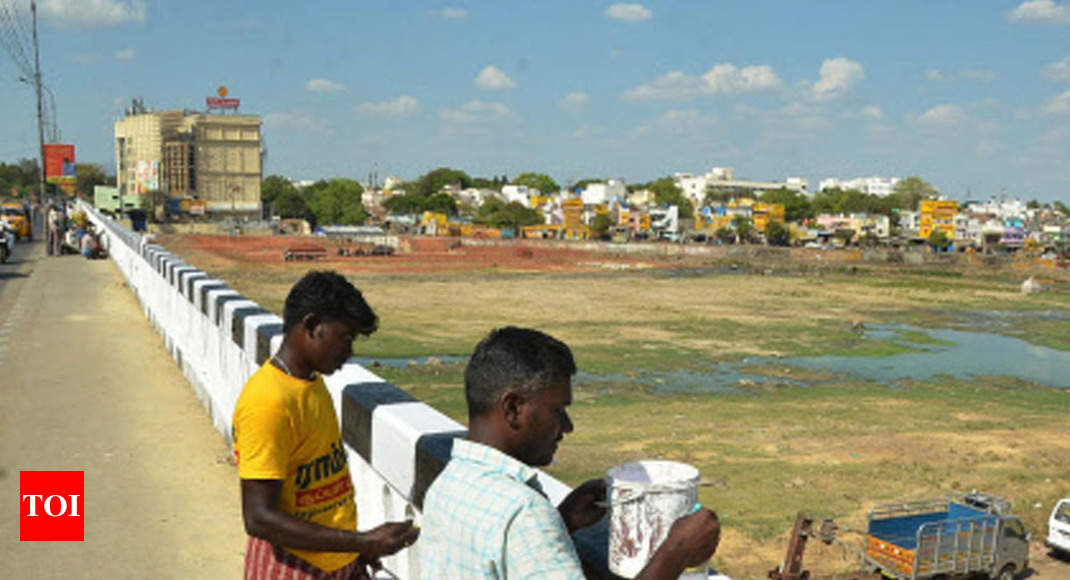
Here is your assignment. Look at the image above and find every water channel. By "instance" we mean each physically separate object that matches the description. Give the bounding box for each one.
[354,320,1070,393]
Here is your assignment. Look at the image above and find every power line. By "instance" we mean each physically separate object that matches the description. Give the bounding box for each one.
[0,0,33,78]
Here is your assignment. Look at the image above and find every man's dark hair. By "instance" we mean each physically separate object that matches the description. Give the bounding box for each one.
[282,270,378,335]
[465,326,576,417]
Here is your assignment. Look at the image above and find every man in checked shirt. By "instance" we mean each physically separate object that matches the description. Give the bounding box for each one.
[420,326,720,579]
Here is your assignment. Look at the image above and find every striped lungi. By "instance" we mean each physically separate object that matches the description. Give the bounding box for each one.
[244,536,365,580]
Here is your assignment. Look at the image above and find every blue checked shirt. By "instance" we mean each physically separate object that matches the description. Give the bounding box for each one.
[419,439,584,579]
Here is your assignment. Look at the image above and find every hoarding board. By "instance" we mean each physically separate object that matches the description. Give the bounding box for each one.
[44,144,76,184]
[206,97,240,109]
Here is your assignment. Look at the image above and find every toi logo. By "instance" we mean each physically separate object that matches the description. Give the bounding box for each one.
[20,471,84,541]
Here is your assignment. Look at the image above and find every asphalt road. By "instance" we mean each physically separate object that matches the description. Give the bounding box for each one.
[0,236,245,578]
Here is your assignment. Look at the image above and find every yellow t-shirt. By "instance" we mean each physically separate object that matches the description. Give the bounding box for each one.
[233,361,358,572]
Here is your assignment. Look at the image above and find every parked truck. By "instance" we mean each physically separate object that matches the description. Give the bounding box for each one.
[1045,497,1070,556]
[865,492,1029,580]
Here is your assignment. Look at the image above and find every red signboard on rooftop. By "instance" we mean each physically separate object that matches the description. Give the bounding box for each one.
[206,97,240,110]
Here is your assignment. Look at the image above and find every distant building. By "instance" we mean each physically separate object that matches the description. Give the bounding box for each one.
[674,166,807,207]
[114,102,262,216]
[580,180,626,205]
[818,176,901,197]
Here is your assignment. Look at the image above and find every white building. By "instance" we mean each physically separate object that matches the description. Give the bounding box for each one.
[818,176,901,197]
[581,179,627,205]
[673,166,808,207]
[501,184,536,207]
[962,197,1028,221]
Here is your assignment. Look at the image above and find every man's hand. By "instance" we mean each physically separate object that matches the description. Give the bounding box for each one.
[558,478,607,534]
[352,554,382,579]
[663,509,721,567]
[357,521,420,560]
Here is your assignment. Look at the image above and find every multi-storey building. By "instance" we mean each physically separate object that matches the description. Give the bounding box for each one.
[674,166,807,207]
[817,176,901,197]
[114,101,262,216]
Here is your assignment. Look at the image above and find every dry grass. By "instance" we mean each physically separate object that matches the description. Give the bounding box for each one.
[160,234,1070,579]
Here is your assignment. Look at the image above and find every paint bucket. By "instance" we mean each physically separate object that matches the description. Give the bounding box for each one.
[606,460,703,578]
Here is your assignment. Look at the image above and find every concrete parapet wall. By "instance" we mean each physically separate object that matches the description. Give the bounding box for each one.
[80,203,576,579]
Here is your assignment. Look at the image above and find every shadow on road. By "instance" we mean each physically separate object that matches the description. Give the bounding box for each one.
[0,271,29,280]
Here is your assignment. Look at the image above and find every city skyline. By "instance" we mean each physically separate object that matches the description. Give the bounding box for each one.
[1,1,1069,201]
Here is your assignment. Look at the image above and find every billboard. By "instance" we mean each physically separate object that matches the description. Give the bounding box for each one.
[44,144,76,184]
[134,160,160,194]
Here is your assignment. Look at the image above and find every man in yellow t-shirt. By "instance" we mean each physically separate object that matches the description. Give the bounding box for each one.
[233,271,418,579]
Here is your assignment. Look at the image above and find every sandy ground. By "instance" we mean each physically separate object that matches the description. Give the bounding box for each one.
[0,238,245,578]
[156,232,1070,579]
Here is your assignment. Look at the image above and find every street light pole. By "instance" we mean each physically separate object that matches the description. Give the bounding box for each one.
[31,0,47,213]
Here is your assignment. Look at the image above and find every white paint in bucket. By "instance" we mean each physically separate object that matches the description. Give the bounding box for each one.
[606,460,701,578]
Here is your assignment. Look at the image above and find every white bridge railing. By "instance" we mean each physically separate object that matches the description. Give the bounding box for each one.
[81,203,579,579]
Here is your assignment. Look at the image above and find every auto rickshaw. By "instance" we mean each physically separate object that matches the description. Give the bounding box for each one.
[2,202,32,240]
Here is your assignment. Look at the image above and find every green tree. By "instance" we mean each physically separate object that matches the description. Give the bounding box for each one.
[512,172,559,195]
[305,178,365,225]
[591,213,613,239]
[414,167,471,197]
[140,189,169,222]
[0,159,41,197]
[764,220,790,246]
[644,177,694,217]
[759,187,813,222]
[928,229,952,251]
[261,175,297,206]
[383,193,427,215]
[491,201,542,232]
[1055,201,1070,215]
[74,163,114,197]
[890,177,937,210]
[1026,199,1040,209]
[732,215,756,244]
[834,228,856,247]
[474,196,506,224]
[424,193,459,215]
[274,190,313,221]
[572,178,603,192]
[714,226,736,244]
[704,188,736,205]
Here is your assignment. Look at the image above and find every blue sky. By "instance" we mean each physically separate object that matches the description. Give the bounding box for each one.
[2,1,1070,201]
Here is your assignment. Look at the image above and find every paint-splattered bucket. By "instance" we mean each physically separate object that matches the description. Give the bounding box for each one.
[606,460,701,578]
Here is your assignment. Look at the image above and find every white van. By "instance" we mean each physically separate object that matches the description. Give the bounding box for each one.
[1046,498,1070,555]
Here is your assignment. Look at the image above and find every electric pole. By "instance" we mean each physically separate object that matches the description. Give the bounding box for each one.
[31,0,46,210]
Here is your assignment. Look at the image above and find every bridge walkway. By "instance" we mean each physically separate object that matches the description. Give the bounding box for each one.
[0,238,245,578]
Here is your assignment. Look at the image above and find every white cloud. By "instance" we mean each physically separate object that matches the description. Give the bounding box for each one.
[1043,57,1070,81]
[961,69,996,82]
[623,63,781,102]
[355,96,421,118]
[306,78,346,93]
[73,53,99,65]
[812,57,864,101]
[114,47,135,61]
[561,92,590,111]
[915,104,968,126]
[441,8,467,20]
[927,68,996,82]
[40,0,145,27]
[1008,0,1070,23]
[475,66,516,90]
[845,105,885,121]
[263,112,330,133]
[606,3,652,22]
[1042,89,1070,114]
[439,100,514,123]
[635,109,716,137]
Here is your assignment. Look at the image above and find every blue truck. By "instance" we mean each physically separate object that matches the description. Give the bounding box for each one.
[865,492,1029,580]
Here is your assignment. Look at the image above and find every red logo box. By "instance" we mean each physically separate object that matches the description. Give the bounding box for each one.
[20,471,84,541]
